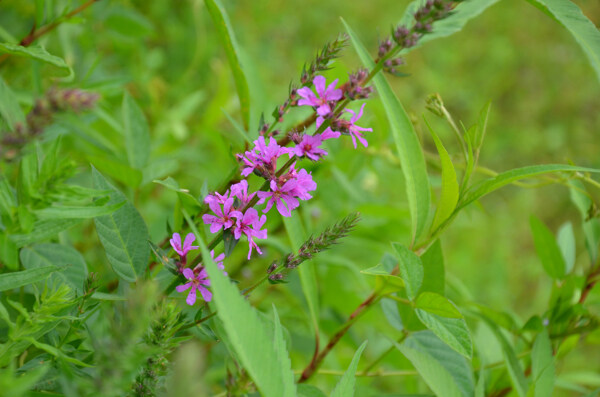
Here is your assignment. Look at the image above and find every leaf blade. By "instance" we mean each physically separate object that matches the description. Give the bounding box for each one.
[0,265,67,292]
[330,341,368,397]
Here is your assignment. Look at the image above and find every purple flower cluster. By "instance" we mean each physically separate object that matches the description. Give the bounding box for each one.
[202,75,372,261]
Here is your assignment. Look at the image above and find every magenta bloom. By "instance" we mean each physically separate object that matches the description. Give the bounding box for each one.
[345,104,372,148]
[316,116,342,141]
[257,179,300,217]
[230,180,255,207]
[290,169,317,201]
[176,268,211,305]
[202,195,236,233]
[297,75,343,116]
[238,136,292,177]
[170,233,199,257]
[232,208,268,259]
[294,134,328,161]
[210,250,227,275]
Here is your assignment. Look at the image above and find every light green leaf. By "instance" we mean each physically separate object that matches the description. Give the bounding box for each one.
[91,292,126,301]
[426,120,459,232]
[92,167,149,282]
[530,216,566,279]
[528,330,555,397]
[298,384,327,397]
[22,337,92,367]
[272,306,297,397]
[415,292,462,319]
[0,265,67,292]
[122,92,151,170]
[361,263,406,294]
[33,201,125,220]
[205,0,251,130]
[421,239,445,295]
[0,43,73,77]
[393,243,424,301]
[10,219,81,247]
[183,210,296,397]
[381,297,404,331]
[20,243,88,295]
[88,155,143,188]
[557,222,576,274]
[0,77,25,131]
[0,233,19,270]
[330,341,368,397]
[569,180,600,264]
[459,164,600,210]
[525,0,600,83]
[222,108,252,143]
[396,331,474,397]
[153,177,203,212]
[343,18,430,243]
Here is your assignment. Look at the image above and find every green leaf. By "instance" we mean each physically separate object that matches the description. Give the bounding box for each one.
[557,222,576,274]
[396,331,474,397]
[426,119,459,233]
[0,77,25,131]
[528,330,555,397]
[272,306,297,397]
[525,0,600,83]
[415,292,462,319]
[420,240,445,295]
[298,384,327,397]
[33,201,125,220]
[330,341,368,397]
[360,263,406,294]
[205,0,251,130]
[530,216,566,279]
[0,265,67,292]
[22,337,92,367]
[0,233,19,270]
[459,164,600,210]
[393,243,424,301]
[153,177,203,213]
[89,155,143,188]
[381,297,404,331]
[343,18,430,243]
[10,219,81,247]
[569,180,600,263]
[183,210,296,397]
[283,212,320,331]
[92,167,150,282]
[0,43,73,77]
[222,108,252,143]
[20,243,88,295]
[122,92,151,170]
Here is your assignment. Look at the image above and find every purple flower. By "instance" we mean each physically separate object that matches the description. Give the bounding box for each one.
[170,233,199,257]
[230,180,255,207]
[344,104,372,149]
[231,208,268,259]
[290,169,317,200]
[257,179,300,217]
[176,268,211,305]
[297,75,343,116]
[210,250,227,275]
[202,195,236,233]
[238,136,292,177]
[316,116,341,140]
[294,134,328,161]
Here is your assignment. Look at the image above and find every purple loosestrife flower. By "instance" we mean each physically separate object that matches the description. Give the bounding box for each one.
[176,268,211,305]
[316,116,342,140]
[210,250,227,275]
[231,208,268,259]
[257,179,300,217]
[202,194,236,233]
[345,104,372,148]
[290,169,317,200]
[230,180,255,207]
[170,233,199,258]
[297,75,343,116]
[237,136,292,177]
[294,134,328,161]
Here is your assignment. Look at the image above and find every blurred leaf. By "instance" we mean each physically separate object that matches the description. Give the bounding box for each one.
[569,180,600,263]
[361,263,406,294]
[90,292,126,301]
[184,210,296,397]
[525,0,600,82]
[0,233,19,270]
[530,215,566,279]
[122,92,151,170]
[393,243,424,301]
[222,108,251,143]
[223,229,239,257]
[89,155,143,188]
[343,18,430,243]
[330,341,367,397]
[0,43,73,77]
[528,330,554,397]
[205,0,251,130]
[33,201,125,220]
[23,337,91,367]
[421,240,445,295]
[396,331,474,397]
[272,306,297,396]
[20,243,88,295]
[148,240,178,274]
[153,177,203,213]
[426,119,459,232]
[10,219,80,247]
[298,384,327,397]
[469,101,492,154]
[0,265,67,292]
[0,77,25,131]
[105,7,154,38]
[92,167,150,282]
[557,222,576,274]
[381,297,404,331]
[415,292,462,319]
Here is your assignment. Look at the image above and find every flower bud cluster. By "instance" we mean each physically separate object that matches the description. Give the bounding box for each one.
[341,68,373,100]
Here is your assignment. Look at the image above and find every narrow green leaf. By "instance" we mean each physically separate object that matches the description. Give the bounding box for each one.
[0,233,19,270]
[557,222,576,274]
[92,167,150,282]
[10,219,80,247]
[528,330,555,397]
[183,210,296,397]
[393,243,424,301]
[122,92,151,170]
[459,164,600,210]
[330,341,368,397]
[272,306,297,397]
[22,337,92,367]
[415,292,462,319]
[20,243,88,295]
[298,384,327,397]
[569,180,600,263]
[420,240,445,295]
[396,331,474,397]
[0,43,73,77]
[153,177,203,212]
[530,216,566,279]
[0,77,25,131]
[0,265,67,292]
[525,0,600,82]
[426,120,459,233]
[33,201,125,220]
[343,18,430,243]
[205,0,251,130]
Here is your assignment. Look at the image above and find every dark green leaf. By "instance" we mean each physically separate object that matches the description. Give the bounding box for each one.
[393,243,424,301]
[10,219,81,247]
[0,265,68,292]
[421,240,445,295]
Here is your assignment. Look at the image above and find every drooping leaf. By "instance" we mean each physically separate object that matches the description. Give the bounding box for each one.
[525,0,600,83]
[530,216,566,279]
[122,92,151,170]
[205,0,251,130]
[0,43,73,76]
[330,341,368,397]
[183,210,296,397]
[92,167,150,282]
[392,243,424,301]
[396,331,474,397]
[343,18,430,243]
[0,265,67,292]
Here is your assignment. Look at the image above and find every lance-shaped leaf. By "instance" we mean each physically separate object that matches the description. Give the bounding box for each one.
[122,92,151,170]
[393,243,424,301]
[0,265,67,292]
[331,341,368,397]
[33,201,125,220]
[530,216,566,279]
[0,43,73,77]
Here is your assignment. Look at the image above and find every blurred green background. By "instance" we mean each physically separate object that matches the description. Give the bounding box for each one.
[1,0,599,394]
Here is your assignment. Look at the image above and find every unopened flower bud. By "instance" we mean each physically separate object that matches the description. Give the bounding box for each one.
[267,261,278,274]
